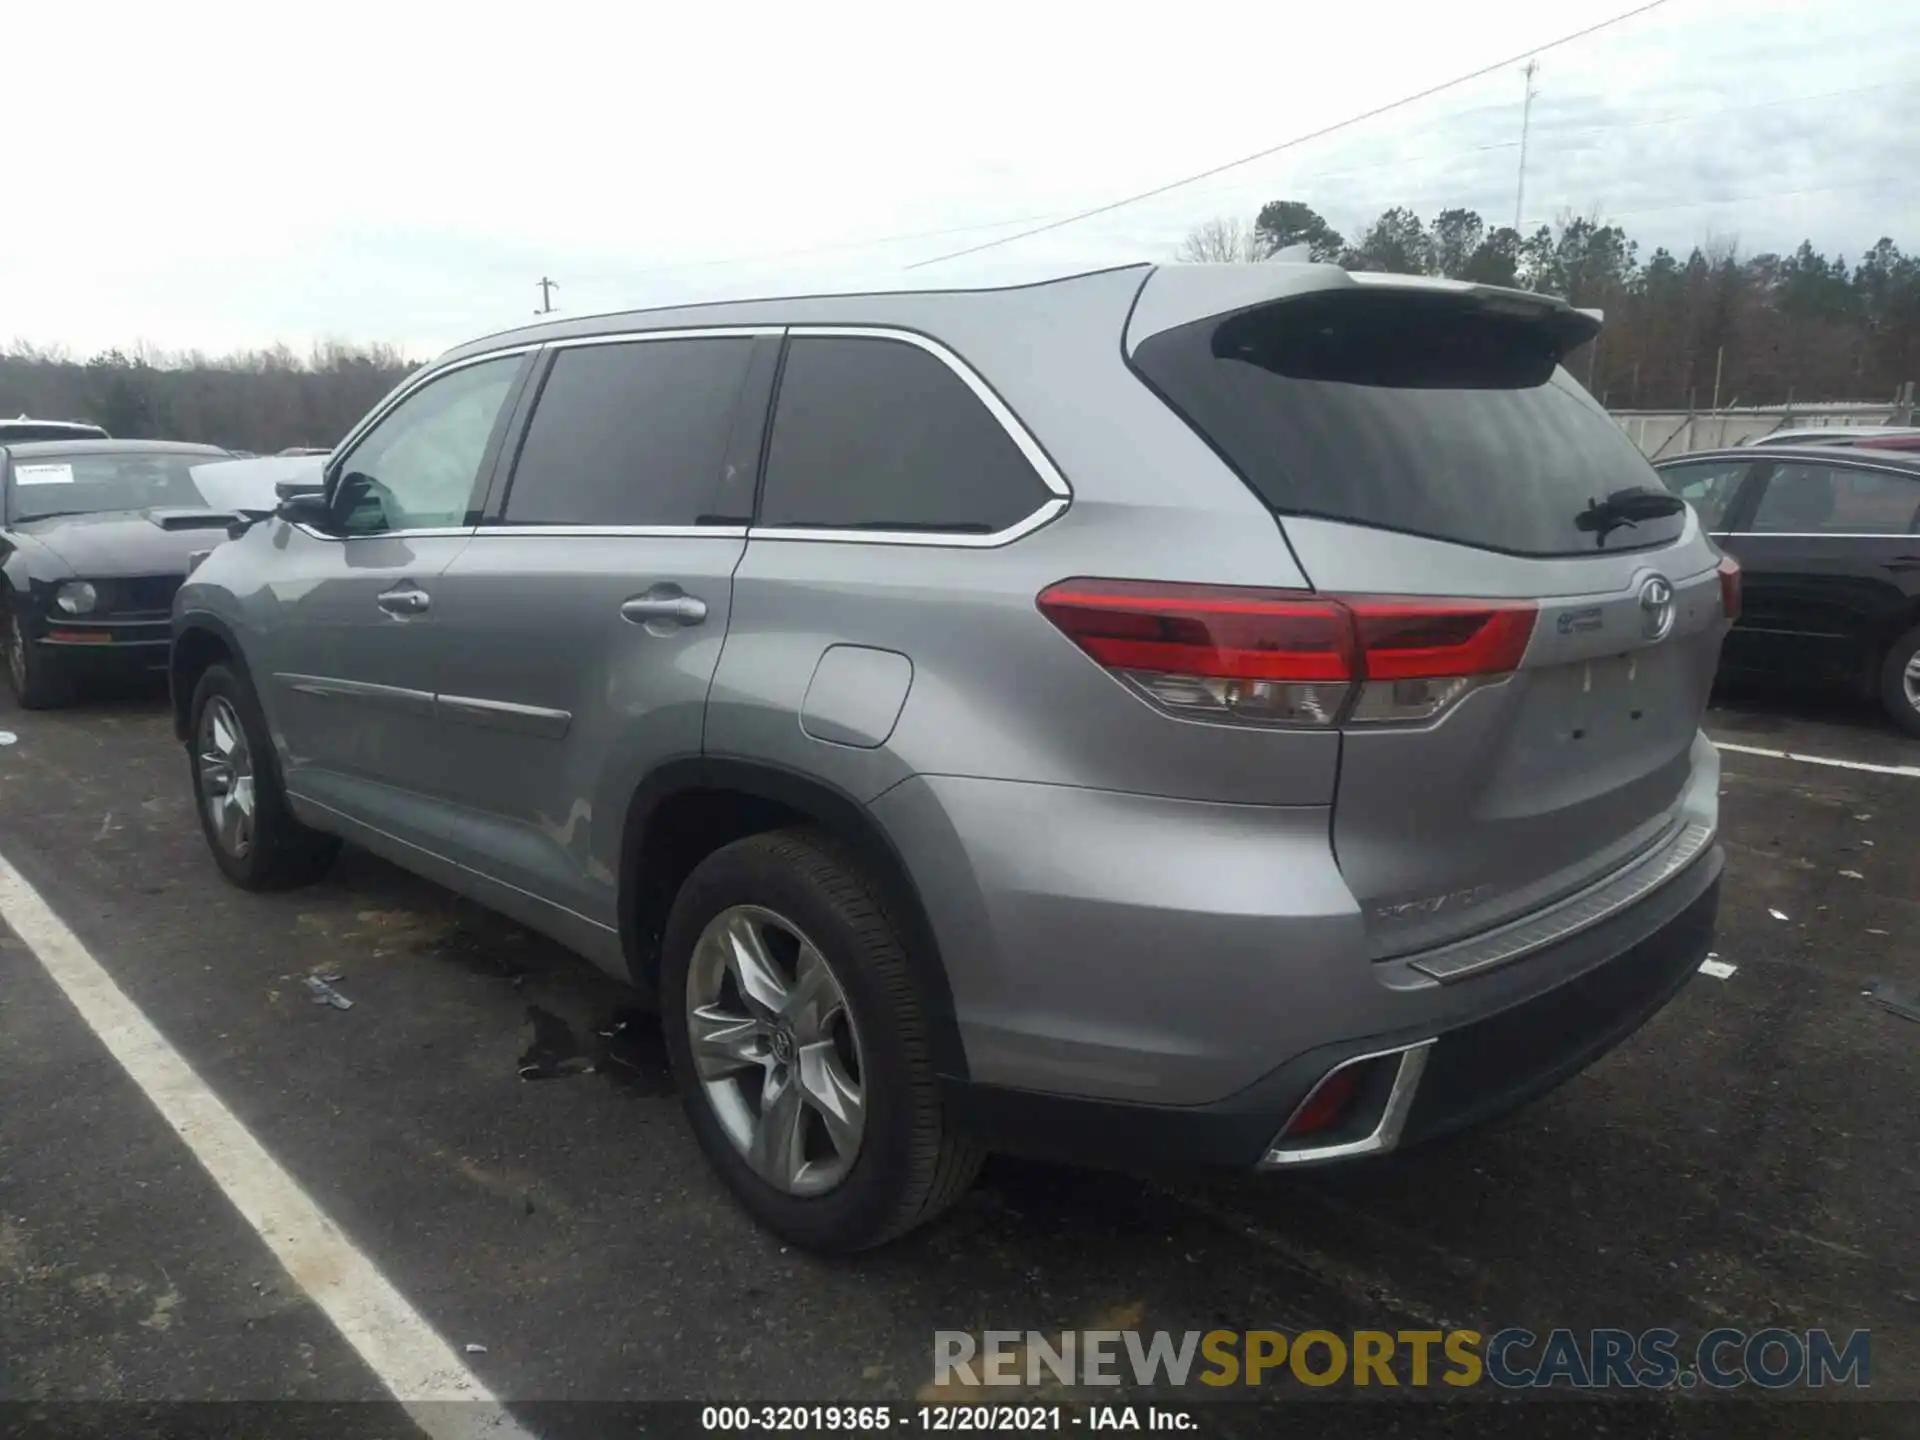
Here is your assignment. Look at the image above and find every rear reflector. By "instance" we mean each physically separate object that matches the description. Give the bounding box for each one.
[1717,555,1742,623]
[1280,1064,1363,1139]
[1037,579,1537,727]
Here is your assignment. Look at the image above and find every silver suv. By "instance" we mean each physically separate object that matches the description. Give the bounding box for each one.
[171,262,1731,1252]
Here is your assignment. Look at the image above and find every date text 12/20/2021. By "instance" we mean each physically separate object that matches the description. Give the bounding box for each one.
[700,1406,1196,1432]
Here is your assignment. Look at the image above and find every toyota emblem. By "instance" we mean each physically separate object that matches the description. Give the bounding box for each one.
[1638,574,1676,641]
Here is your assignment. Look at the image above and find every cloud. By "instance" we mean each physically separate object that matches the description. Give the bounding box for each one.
[2,0,1913,355]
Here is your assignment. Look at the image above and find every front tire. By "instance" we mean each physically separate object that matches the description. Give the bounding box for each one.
[1878,623,1920,737]
[188,663,339,889]
[661,828,982,1252]
[5,610,73,710]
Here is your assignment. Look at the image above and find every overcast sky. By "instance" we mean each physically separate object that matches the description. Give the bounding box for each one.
[6,0,1916,359]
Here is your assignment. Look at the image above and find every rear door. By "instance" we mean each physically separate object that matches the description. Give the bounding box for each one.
[426,330,778,939]
[1719,457,1920,685]
[1129,277,1732,959]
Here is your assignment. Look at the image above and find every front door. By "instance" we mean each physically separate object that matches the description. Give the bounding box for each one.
[260,352,529,852]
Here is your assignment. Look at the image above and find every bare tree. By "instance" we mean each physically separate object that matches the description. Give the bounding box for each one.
[1177,217,1267,264]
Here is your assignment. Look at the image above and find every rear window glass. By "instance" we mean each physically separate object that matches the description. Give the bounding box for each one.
[1132,291,1686,556]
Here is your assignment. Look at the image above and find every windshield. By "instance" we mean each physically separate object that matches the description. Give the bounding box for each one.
[6,452,215,522]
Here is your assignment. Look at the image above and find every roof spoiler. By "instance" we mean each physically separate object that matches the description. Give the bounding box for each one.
[1127,265,1602,360]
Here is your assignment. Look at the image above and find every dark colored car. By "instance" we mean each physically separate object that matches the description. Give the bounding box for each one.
[1655,445,1920,733]
[2,440,235,707]
[1,417,111,443]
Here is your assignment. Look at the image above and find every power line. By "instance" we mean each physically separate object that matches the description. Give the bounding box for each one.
[906,0,1676,267]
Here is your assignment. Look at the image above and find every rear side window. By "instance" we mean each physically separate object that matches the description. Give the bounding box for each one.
[759,335,1053,534]
[1132,291,1686,556]
[1748,462,1920,535]
[1658,459,1750,530]
[503,337,754,526]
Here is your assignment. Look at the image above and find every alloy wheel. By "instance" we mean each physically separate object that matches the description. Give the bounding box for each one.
[197,696,256,859]
[1905,651,1920,713]
[685,904,867,1196]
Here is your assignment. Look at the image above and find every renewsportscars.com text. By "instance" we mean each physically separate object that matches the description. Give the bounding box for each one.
[933,1327,1870,1391]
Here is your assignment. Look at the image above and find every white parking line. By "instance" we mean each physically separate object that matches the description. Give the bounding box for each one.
[1712,740,1920,780]
[0,850,535,1440]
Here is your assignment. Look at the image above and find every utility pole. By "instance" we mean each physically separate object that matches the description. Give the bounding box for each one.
[535,277,560,315]
[1514,59,1539,235]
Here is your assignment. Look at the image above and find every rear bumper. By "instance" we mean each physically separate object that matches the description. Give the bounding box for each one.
[941,854,1721,1170]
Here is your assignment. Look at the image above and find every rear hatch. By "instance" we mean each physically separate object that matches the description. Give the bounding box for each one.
[1127,271,1732,958]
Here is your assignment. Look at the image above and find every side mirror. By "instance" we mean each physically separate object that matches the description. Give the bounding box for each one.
[276,492,334,530]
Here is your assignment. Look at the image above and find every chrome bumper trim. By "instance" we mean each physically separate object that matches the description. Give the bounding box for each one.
[1406,820,1716,984]
[1260,1039,1434,1168]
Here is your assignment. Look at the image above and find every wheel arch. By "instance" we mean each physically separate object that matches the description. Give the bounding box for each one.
[170,610,250,742]
[620,757,969,1081]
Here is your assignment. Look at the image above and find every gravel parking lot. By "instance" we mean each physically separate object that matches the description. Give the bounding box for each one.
[1,679,1915,1435]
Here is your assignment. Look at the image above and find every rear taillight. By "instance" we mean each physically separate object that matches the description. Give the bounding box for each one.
[1717,555,1742,623]
[1036,579,1538,728]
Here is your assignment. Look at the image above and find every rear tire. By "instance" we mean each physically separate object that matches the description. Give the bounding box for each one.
[5,610,73,710]
[661,827,983,1253]
[187,663,339,889]
[1878,624,1920,737]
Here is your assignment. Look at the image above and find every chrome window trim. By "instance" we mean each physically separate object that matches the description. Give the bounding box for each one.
[544,326,784,348]
[1261,1040,1434,1168]
[748,324,1073,550]
[470,524,749,539]
[750,498,1069,549]
[289,523,475,543]
[1717,531,1920,540]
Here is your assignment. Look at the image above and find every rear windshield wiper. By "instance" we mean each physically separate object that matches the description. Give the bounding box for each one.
[1574,486,1686,548]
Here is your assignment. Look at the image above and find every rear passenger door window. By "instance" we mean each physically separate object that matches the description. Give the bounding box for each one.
[501,337,756,526]
[758,335,1056,535]
[1746,463,1920,535]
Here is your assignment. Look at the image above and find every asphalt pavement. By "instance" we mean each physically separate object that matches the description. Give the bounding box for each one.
[0,675,1914,1435]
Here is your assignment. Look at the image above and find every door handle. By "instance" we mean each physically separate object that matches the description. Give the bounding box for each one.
[620,592,708,626]
[377,586,431,616]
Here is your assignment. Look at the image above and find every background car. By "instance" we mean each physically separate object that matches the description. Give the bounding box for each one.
[1748,425,1920,450]
[1655,445,1920,732]
[2,439,236,707]
[1,416,111,443]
